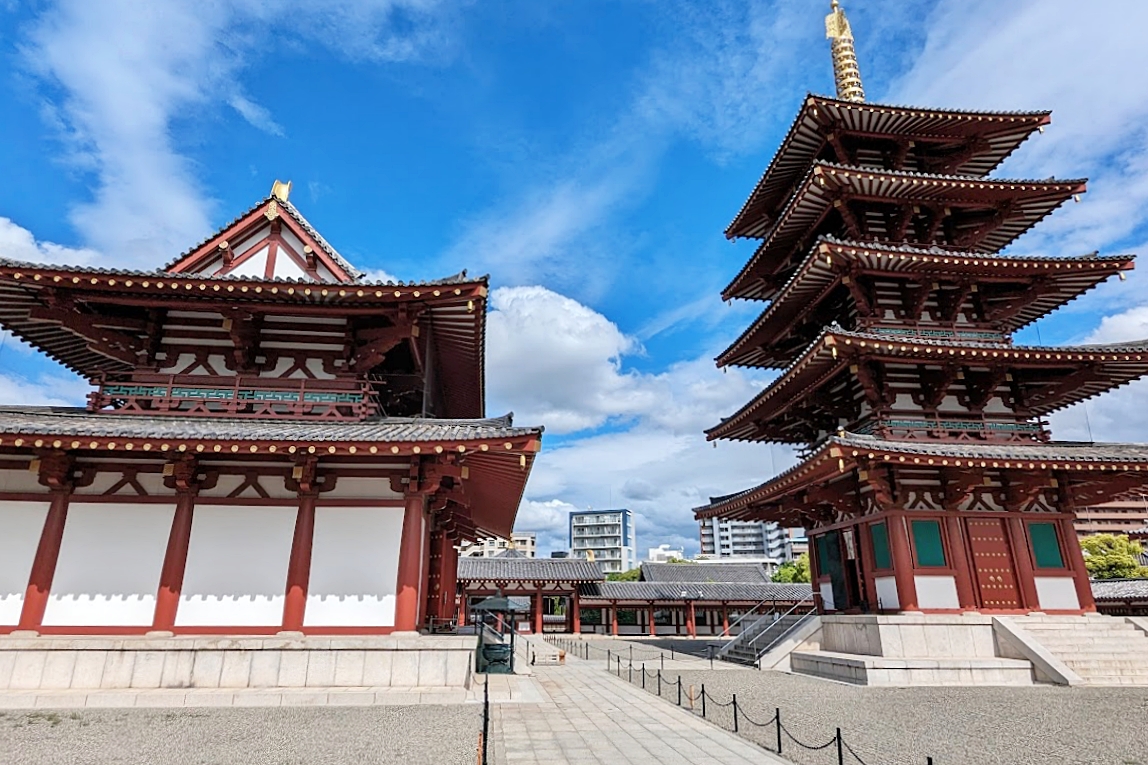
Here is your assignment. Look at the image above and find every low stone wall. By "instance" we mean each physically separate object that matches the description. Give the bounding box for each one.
[0,634,474,691]
[790,651,1033,686]
[820,614,998,658]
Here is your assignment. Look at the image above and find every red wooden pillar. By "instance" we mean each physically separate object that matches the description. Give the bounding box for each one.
[944,515,977,610]
[721,604,729,636]
[687,601,697,638]
[534,590,544,634]
[153,490,196,630]
[282,493,318,631]
[1059,516,1096,612]
[808,533,824,611]
[394,493,426,632]
[648,603,656,636]
[1006,515,1041,610]
[886,515,919,611]
[571,591,581,635]
[418,516,433,629]
[610,601,619,636]
[18,487,72,631]
[440,536,458,622]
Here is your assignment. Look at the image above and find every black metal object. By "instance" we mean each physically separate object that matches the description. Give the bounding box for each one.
[481,675,490,764]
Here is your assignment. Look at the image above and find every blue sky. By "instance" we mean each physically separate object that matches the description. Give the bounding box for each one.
[1,0,1147,557]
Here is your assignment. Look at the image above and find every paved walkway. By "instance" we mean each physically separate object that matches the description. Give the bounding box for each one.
[489,655,785,764]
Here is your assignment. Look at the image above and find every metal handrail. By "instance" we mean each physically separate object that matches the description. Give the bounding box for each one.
[754,609,817,662]
[714,597,780,641]
[746,597,814,649]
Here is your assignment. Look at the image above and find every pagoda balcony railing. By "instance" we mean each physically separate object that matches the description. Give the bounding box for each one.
[863,325,1009,344]
[87,373,379,420]
[852,414,1049,442]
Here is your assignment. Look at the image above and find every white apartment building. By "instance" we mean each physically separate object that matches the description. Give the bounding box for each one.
[569,509,635,574]
[647,544,686,563]
[458,531,538,558]
[699,518,805,561]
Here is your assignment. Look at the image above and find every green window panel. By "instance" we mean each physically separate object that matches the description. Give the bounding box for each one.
[814,534,831,573]
[910,520,946,567]
[870,522,892,570]
[1029,522,1065,569]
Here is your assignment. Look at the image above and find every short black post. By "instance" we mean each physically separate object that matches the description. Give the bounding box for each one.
[641,663,646,689]
[670,647,675,660]
[775,708,782,754]
[660,654,664,671]
[701,683,706,718]
[709,645,714,670]
[628,662,632,683]
[732,694,739,733]
[836,728,844,765]
[657,670,662,696]
[607,649,612,671]
[481,676,490,764]
[630,645,633,662]
[927,759,933,765]
[677,677,682,706]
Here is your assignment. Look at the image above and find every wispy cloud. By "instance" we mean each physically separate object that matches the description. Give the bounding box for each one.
[19,0,463,267]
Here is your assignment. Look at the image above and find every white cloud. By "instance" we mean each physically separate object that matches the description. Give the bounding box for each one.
[19,0,461,266]
[227,94,285,137]
[0,371,88,408]
[487,285,781,552]
[0,217,99,266]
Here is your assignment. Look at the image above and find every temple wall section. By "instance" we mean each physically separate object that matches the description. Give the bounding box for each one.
[0,501,49,625]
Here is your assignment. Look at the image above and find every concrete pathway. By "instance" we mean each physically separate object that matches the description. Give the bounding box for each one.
[488,655,785,764]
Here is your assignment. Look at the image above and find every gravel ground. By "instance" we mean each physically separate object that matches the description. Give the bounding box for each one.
[0,706,480,765]
[601,652,1148,765]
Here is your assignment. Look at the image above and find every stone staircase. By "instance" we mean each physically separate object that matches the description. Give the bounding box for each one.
[1012,615,1148,686]
[720,612,812,666]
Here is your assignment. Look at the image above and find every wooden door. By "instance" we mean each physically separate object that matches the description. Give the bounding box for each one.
[965,518,1021,609]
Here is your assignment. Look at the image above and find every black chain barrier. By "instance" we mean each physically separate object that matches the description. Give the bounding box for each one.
[548,639,939,765]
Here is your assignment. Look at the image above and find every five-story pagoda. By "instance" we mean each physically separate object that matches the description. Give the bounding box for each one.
[697,2,1148,621]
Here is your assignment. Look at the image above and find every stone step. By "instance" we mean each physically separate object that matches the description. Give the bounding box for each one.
[1064,658,1148,671]
[1033,635,1148,646]
[1053,651,1148,661]
[1019,623,1137,632]
[1077,675,1148,686]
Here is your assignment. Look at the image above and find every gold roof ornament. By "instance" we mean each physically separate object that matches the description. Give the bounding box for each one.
[825,0,865,102]
[270,179,292,202]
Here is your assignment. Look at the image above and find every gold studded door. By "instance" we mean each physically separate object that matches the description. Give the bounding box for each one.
[966,518,1021,609]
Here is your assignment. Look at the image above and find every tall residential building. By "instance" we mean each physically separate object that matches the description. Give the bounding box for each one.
[459,532,538,558]
[1073,501,1148,538]
[569,509,635,573]
[699,518,804,561]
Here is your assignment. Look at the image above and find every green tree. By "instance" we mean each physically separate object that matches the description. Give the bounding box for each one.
[1080,534,1148,580]
[606,567,642,582]
[772,552,811,583]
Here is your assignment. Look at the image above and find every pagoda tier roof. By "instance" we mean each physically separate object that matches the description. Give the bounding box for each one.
[707,329,1148,443]
[718,238,1133,369]
[724,162,1086,301]
[727,95,1051,239]
[165,195,364,281]
[577,581,812,605]
[0,258,488,417]
[695,433,1148,522]
[0,407,543,537]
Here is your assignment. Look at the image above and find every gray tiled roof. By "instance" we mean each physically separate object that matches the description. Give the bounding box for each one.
[457,557,605,582]
[640,562,772,584]
[1091,578,1148,602]
[579,581,812,603]
[0,255,479,289]
[0,406,539,443]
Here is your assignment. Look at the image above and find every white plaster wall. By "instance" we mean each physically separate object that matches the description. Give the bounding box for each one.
[273,252,309,280]
[0,501,50,625]
[1035,577,1080,611]
[227,245,272,278]
[0,466,43,494]
[874,576,900,611]
[914,575,960,610]
[819,582,835,611]
[176,505,295,627]
[330,477,403,501]
[42,503,175,627]
[304,507,404,627]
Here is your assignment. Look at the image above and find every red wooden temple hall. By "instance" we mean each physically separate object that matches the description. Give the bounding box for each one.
[0,181,542,637]
[697,2,1148,618]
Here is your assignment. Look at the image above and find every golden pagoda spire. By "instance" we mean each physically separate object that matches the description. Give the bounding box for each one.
[825,0,865,102]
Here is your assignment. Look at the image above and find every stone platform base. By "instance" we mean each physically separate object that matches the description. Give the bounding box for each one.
[791,650,1033,686]
[0,634,474,692]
